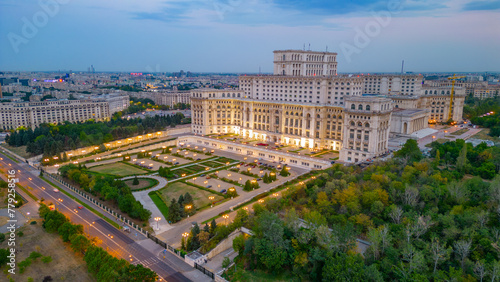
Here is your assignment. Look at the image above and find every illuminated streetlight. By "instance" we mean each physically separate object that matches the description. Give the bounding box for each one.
[154,217,161,230]
[222,214,229,225]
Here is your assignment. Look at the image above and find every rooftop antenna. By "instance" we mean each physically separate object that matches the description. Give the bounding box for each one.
[326,45,328,52]
[401,60,404,75]
[308,43,311,51]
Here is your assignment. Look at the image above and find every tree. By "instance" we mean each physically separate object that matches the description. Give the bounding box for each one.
[132,176,139,185]
[222,257,231,269]
[233,234,246,256]
[394,139,422,163]
[322,253,365,282]
[70,234,90,253]
[210,218,217,236]
[280,166,290,177]
[456,143,468,173]
[430,237,448,273]
[454,239,472,272]
[389,205,403,224]
[433,149,440,167]
[474,260,486,282]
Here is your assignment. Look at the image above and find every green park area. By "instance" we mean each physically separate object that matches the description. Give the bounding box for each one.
[124,178,159,191]
[157,182,223,209]
[88,162,148,177]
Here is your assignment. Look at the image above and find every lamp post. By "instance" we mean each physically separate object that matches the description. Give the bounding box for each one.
[154,217,161,230]
[185,205,192,217]
[223,214,229,225]
[209,196,215,207]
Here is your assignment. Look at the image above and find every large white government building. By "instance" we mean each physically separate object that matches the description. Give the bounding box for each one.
[191,49,465,163]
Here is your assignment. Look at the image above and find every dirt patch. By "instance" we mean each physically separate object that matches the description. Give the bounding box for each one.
[0,216,8,226]
[0,222,95,282]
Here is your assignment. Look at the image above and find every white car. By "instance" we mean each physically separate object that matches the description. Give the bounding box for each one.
[53,189,59,193]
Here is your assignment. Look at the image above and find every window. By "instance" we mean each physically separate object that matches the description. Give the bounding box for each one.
[351,104,355,110]
[358,104,363,110]
[366,105,370,111]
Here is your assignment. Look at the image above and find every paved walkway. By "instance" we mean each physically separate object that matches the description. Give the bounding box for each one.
[125,175,171,233]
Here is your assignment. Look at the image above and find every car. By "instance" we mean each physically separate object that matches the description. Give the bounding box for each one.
[196,158,201,160]
[220,189,227,194]
[77,205,83,210]
[206,176,211,179]
[174,162,180,165]
[200,174,206,177]
[53,189,59,193]
[206,185,212,188]
[257,178,262,181]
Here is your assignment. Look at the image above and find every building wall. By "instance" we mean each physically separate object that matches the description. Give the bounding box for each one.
[238,75,364,106]
[362,74,424,96]
[273,50,338,76]
[0,100,110,129]
[178,136,332,170]
[340,97,392,163]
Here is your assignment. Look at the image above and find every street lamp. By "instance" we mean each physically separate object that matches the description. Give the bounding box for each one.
[223,214,229,225]
[154,217,161,230]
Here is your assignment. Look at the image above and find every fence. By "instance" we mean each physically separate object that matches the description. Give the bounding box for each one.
[45,173,148,235]
[46,173,188,256]
[45,172,217,278]
[195,263,215,280]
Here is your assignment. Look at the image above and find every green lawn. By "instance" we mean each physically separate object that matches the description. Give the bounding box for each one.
[0,144,31,159]
[149,191,169,220]
[171,168,195,177]
[201,161,224,168]
[124,178,159,191]
[450,128,469,136]
[185,164,207,172]
[473,128,500,144]
[216,157,238,164]
[157,182,223,209]
[225,264,299,282]
[88,162,148,176]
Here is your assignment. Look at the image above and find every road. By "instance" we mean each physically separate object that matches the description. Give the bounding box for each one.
[0,153,191,282]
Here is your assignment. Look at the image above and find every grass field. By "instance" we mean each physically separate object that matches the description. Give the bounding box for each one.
[149,191,169,219]
[158,182,223,209]
[186,164,208,172]
[225,264,298,282]
[0,223,95,282]
[450,128,469,136]
[124,178,159,190]
[474,128,500,144]
[0,144,32,159]
[201,161,224,168]
[216,157,238,164]
[88,162,148,176]
[172,168,195,177]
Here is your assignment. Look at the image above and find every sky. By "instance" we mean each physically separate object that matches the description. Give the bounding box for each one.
[0,0,499,73]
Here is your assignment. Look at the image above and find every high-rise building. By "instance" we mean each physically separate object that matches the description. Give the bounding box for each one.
[0,100,110,130]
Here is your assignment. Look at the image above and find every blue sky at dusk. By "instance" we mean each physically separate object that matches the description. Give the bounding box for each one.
[0,0,499,73]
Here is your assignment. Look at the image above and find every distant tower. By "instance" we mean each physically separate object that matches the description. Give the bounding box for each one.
[0,83,2,99]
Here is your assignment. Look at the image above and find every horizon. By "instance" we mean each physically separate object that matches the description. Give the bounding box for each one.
[1,0,499,73]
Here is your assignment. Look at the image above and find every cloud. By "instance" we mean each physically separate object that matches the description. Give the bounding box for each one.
[462,0,500,11]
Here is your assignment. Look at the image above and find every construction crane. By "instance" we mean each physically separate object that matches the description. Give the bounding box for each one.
[447,74,466,122]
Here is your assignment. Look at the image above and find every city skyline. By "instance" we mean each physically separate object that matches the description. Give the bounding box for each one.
[1,0,499,73]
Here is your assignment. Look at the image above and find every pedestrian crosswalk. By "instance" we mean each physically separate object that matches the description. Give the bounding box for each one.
[131,257,159,267]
